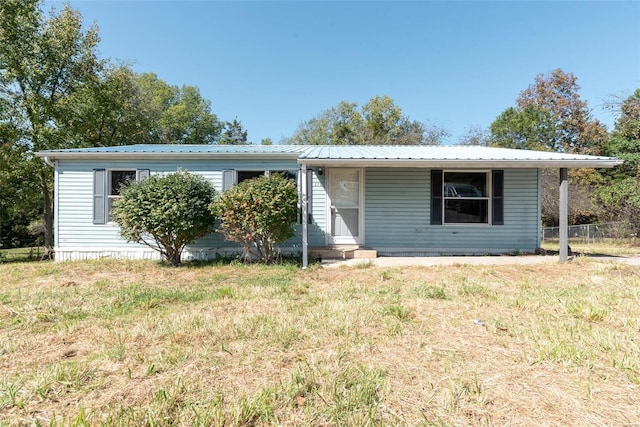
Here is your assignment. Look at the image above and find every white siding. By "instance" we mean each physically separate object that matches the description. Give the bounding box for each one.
[308,170,327,247]
[364,168,540,254]
[55,159,301,260]
[55,159,542,261]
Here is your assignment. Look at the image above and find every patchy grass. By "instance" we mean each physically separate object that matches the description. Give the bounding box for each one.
[1,257,639,425]
[542,239,640,255]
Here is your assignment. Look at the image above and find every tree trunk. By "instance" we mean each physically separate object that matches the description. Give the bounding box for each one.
[40,169,54,260]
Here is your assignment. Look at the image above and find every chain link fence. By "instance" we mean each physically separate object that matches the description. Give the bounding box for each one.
[542,222,637,243]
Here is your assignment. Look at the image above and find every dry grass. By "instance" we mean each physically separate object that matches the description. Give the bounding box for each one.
[543,239,640,255]
[1,257,639,426]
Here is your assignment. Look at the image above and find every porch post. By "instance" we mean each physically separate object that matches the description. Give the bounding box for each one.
[559,168,569,262]
[301,164,308,269]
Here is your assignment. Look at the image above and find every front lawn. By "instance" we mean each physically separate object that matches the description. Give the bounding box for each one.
[1,258,639,425]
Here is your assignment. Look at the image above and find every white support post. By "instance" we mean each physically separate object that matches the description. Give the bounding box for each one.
[301,164,308,269]
[559,168,569,263]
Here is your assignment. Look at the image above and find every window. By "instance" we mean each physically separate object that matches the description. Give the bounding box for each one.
[237,170,265,183]
[107,170,136,221]
[431,170,504,226]
[443,172,489,224]
[223,169,297,189]
[222,169,303,222]
[93,169,149,224]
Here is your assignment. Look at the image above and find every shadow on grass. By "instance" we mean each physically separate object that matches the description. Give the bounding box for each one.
[0,247,47,264]
[172,253,307,270]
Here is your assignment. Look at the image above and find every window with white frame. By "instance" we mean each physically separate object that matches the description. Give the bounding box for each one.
[443,171,489,224]
[107,170,136,221]
[224,170,298,188]
[93,168,149,224]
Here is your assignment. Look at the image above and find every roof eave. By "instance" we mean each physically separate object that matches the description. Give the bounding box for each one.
[36,151,304,161]
[297,158,624,168]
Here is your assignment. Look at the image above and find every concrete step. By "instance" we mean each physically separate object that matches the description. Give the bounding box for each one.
[309,246,377,260]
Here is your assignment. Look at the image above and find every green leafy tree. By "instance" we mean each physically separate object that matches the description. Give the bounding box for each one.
[60,69,224,147]
[329,101,364,145]
[610,89,640,141]
[59,65,152,147]
[284,95,448,145]
[490,105,559,150]
[595,89,640,234]
[136,73,223,144]
[112,171,217,265]
[489,69,610,226]
[594,178,640,236]
[0,142,41,245]
[362,95,404,143]
[211,174,298,263]
[219,118,248,145]
[0,0,101,258]
[1,1,226,255]
[515,69,607,154]
[602,89,640,176]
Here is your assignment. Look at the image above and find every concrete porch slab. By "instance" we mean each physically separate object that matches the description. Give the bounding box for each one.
[309,246,377,260]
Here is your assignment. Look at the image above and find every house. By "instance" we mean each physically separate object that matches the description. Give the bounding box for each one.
[36,144,622,266]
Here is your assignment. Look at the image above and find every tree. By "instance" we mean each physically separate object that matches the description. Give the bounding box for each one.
[515,68,607,154]
[112,170,217,265]
[284,95,448,145]
[211,174,298,263]
[489,105,558,151]
[488,69,611,226]
[219,118,248,145]
[0,142,41,245]
[361,95,403,143]
[136,73,223,144]
[59,65,152,147]
[458,125,489,146]
[1,1,227,257]
[420,120,451,146]
[605,89,640,142]
[0,0,101,258]
[594,89,640,234]
[59,69,224,148]
[286,101,359,145]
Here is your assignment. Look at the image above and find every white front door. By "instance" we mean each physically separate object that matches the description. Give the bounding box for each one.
[328,168,363,245]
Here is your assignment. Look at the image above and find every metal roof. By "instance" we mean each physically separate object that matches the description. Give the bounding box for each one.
[37,144,308,160]
[36,144,622,168]
[39,144,307,154]
[297,145,622,168]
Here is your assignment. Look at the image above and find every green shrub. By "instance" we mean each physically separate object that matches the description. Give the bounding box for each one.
[112,170,216,265]
[211,174,298,263]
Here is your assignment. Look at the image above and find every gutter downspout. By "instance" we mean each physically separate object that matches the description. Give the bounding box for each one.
[43,156,55,167]
[301,164,308,269]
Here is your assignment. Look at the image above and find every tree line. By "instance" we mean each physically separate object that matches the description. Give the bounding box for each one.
[283,70,639,235]
[0,0,251,256]
[2,0,639,258]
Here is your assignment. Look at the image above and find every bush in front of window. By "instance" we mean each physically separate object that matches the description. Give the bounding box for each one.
[112,170,217,265]
[211,173,298,263]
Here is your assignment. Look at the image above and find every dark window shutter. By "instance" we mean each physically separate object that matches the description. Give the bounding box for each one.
[492,170,504,225]
[430,169,443,225]
[93,169,106,224]
[222,170,234,191]
[136,169,150,181]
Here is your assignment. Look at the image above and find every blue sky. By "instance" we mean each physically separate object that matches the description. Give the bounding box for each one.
[48,1,639,144]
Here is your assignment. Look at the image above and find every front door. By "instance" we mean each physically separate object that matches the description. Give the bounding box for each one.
[328,168,362,245]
